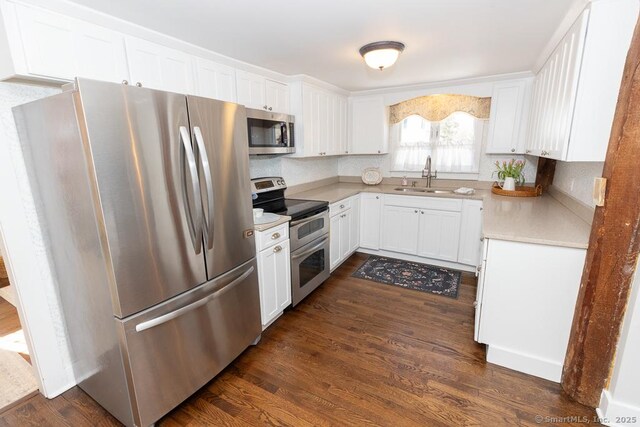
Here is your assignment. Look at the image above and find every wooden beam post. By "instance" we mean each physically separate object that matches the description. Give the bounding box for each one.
[562,16,640,407]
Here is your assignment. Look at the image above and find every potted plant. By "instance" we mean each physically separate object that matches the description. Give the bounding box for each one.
[494,159,525,191]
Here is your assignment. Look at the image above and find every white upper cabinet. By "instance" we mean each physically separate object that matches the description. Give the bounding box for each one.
[349,96,389,155]
[289,81,348,157]
[265,79,290,113]
[526,0,639,161]
[194,58,236,102]
[485,78,532,154]
[1,2,129,83]
[125,36,195,94]
[236,70,289,113]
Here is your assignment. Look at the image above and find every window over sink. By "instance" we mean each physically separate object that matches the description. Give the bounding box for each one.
[391,112,485,174]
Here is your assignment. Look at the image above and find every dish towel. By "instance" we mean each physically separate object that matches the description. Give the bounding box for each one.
[454,187,475,195]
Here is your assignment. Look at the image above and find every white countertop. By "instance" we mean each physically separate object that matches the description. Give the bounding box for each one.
[289,183,591,249]
[253,215,291,232]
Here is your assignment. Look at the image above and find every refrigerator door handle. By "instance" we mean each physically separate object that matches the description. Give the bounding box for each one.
[179,126,203,254]
[135,265,255,333]
[193,126,215,250]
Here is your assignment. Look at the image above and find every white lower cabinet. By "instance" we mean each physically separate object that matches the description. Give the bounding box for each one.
[329,196,359,270]
[359,193,383,250]
[417,210,461,261]
[457,199,483,266]
[476,238,586,382]
[255,225,291,329]
[361,194,482,271]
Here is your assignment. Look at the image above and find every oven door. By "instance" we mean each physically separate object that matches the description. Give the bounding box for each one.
[291,235,330,306]
[290,210,329,251]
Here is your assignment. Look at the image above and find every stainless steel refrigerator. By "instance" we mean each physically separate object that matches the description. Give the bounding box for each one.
[13,78,262,426]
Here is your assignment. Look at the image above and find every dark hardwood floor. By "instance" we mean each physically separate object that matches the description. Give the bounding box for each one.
[0,253,598,426]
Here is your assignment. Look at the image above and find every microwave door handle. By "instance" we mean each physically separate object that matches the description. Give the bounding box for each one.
[291,236,329,260]
[179,126,203,254]
[134,266,255,332]
[290,211,326,227]
[281,123,287,146]
[193,126,215,250]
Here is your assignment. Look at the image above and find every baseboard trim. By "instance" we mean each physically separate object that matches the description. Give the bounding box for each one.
[357,248,476,273]
[486,345,563,383]
[598,389,640,427]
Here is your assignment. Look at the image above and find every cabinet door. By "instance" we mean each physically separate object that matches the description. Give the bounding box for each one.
[381,206,419,254]
[474,239,489,343]
[125,37,195,94]
[340,210,352,260]
[330,213,342,270]
[457,200,483,266]
[257,240,291,327]
[194,58,236,102]
[486,80,529,154]
[526,11,588,159]
[349,196,360,253]
[15,4,129,83]
[360,194,382,250]
[350,96,388,154]
[339,96,349,154]
[236,71,265,109]
[417,210,461,261]
[265,79,290,113]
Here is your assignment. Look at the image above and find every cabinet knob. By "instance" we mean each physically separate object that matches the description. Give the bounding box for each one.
[376,196,379,199]
[121,80,129,85]
[268,107,273,111]
[271,232,281,240]
[340,204,345,209]
[263,105,268,110]
[511,148,515,153]
[135,82,143,87]
[345,150,349,154]
[414,210,418,213]
[273,245,282,253]
[420,211,424,214]
[526,150,531,154]
[377,150,381,154]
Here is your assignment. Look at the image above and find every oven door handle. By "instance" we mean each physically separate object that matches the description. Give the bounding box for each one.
[290,210,327,227]
[291,236,329,260]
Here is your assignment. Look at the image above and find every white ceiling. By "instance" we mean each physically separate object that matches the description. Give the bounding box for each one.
[67,0,577,91]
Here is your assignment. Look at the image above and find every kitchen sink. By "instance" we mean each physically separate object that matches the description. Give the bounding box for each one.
[394,187,454,194]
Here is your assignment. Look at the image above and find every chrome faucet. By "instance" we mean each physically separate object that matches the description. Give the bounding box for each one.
[422,155,438,188]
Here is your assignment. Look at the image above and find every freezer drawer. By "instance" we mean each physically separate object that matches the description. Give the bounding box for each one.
[116,259,261,427]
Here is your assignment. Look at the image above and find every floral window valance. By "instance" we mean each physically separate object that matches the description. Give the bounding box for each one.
[389,94,492,124]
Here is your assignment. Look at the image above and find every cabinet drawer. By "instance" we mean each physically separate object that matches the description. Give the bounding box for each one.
[384,195,463,212]
[256,223,289,251]
[329,197,352,217]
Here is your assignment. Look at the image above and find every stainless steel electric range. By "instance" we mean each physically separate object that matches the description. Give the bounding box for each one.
[251,177,330,306]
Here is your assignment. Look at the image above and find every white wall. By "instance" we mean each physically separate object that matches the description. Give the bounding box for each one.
[0,82,75,396]
[553,161,604,208]
[599,256,640,425]
[249,156,339,186]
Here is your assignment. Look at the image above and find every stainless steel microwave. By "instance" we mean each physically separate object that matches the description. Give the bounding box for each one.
[246,108,295,155]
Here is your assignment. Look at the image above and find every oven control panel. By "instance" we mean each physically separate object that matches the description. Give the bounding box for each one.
[251,177,287,194]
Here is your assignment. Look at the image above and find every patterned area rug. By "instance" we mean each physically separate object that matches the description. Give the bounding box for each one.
[352,255,461,299]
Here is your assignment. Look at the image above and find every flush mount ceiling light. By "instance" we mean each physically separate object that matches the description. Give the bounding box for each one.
[359,41,405,70]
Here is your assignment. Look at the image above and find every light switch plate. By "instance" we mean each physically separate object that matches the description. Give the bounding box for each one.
[593,177,607,207]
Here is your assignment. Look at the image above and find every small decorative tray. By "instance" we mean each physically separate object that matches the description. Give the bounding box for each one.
[491,183,543,197]
[361,167,383,185]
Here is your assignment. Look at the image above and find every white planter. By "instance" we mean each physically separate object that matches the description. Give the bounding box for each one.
[500,177,516,191]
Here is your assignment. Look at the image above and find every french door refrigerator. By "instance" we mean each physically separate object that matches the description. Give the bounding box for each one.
[13,78,261,427]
